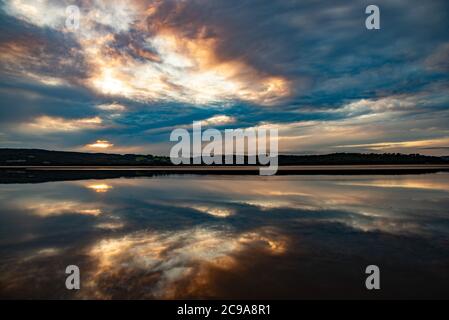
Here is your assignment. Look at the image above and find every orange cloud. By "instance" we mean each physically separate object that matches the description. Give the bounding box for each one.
[19,116,103,132]
[4,0,291,106]
[85,140,114,149]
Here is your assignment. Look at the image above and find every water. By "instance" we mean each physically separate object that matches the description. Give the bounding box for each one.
[1,173,448,299]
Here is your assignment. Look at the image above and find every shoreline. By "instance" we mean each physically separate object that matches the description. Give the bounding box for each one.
[1,165,449,184]
[1,164,449,171]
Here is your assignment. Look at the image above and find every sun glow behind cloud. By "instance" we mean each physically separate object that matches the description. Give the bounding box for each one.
[86,30,290,105]
[4,0,291,106]
[85,140,114,149]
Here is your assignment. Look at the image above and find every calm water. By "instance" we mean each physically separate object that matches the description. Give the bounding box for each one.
[1,173,449,299]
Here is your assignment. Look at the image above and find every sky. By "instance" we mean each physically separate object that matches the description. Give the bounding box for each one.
[0,0,448,156]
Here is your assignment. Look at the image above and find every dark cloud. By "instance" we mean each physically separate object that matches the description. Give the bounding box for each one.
[0,10,88,81]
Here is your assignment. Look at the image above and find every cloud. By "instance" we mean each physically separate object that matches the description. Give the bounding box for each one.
[1,0,449,154]
[338,96,417,116]
[96,102,127,112]
[85,139,114,149]
[79,140,156,154]
[335,137,449,152]
[425,42,449,72]
[2,0,292,105]
[201,115,235,126]
[247,91,449,155]
[18,115,103,132]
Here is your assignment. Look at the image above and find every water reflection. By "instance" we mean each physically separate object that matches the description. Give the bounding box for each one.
[86,183,113,193]
[82,226,286,299]
[188,205,235,218]
[25,200,102,217]
[0,174,448,299]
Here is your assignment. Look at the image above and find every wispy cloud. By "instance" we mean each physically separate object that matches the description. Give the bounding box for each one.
[18,115,103,133]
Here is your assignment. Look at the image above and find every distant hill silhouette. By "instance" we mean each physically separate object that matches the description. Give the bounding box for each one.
[0,148,172,166]
[0,148,448,166]
[277,153,449,165]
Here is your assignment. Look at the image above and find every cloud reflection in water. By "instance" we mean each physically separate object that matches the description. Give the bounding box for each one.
[0,174,449,299]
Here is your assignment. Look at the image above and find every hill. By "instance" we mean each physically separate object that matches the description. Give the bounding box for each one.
[0,148,448,166]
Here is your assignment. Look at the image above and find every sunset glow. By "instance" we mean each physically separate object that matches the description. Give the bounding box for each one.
[85,140,114,149]
[0,0,448,154]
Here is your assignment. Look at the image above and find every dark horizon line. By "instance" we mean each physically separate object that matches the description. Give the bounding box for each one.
[1,147,448,158]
